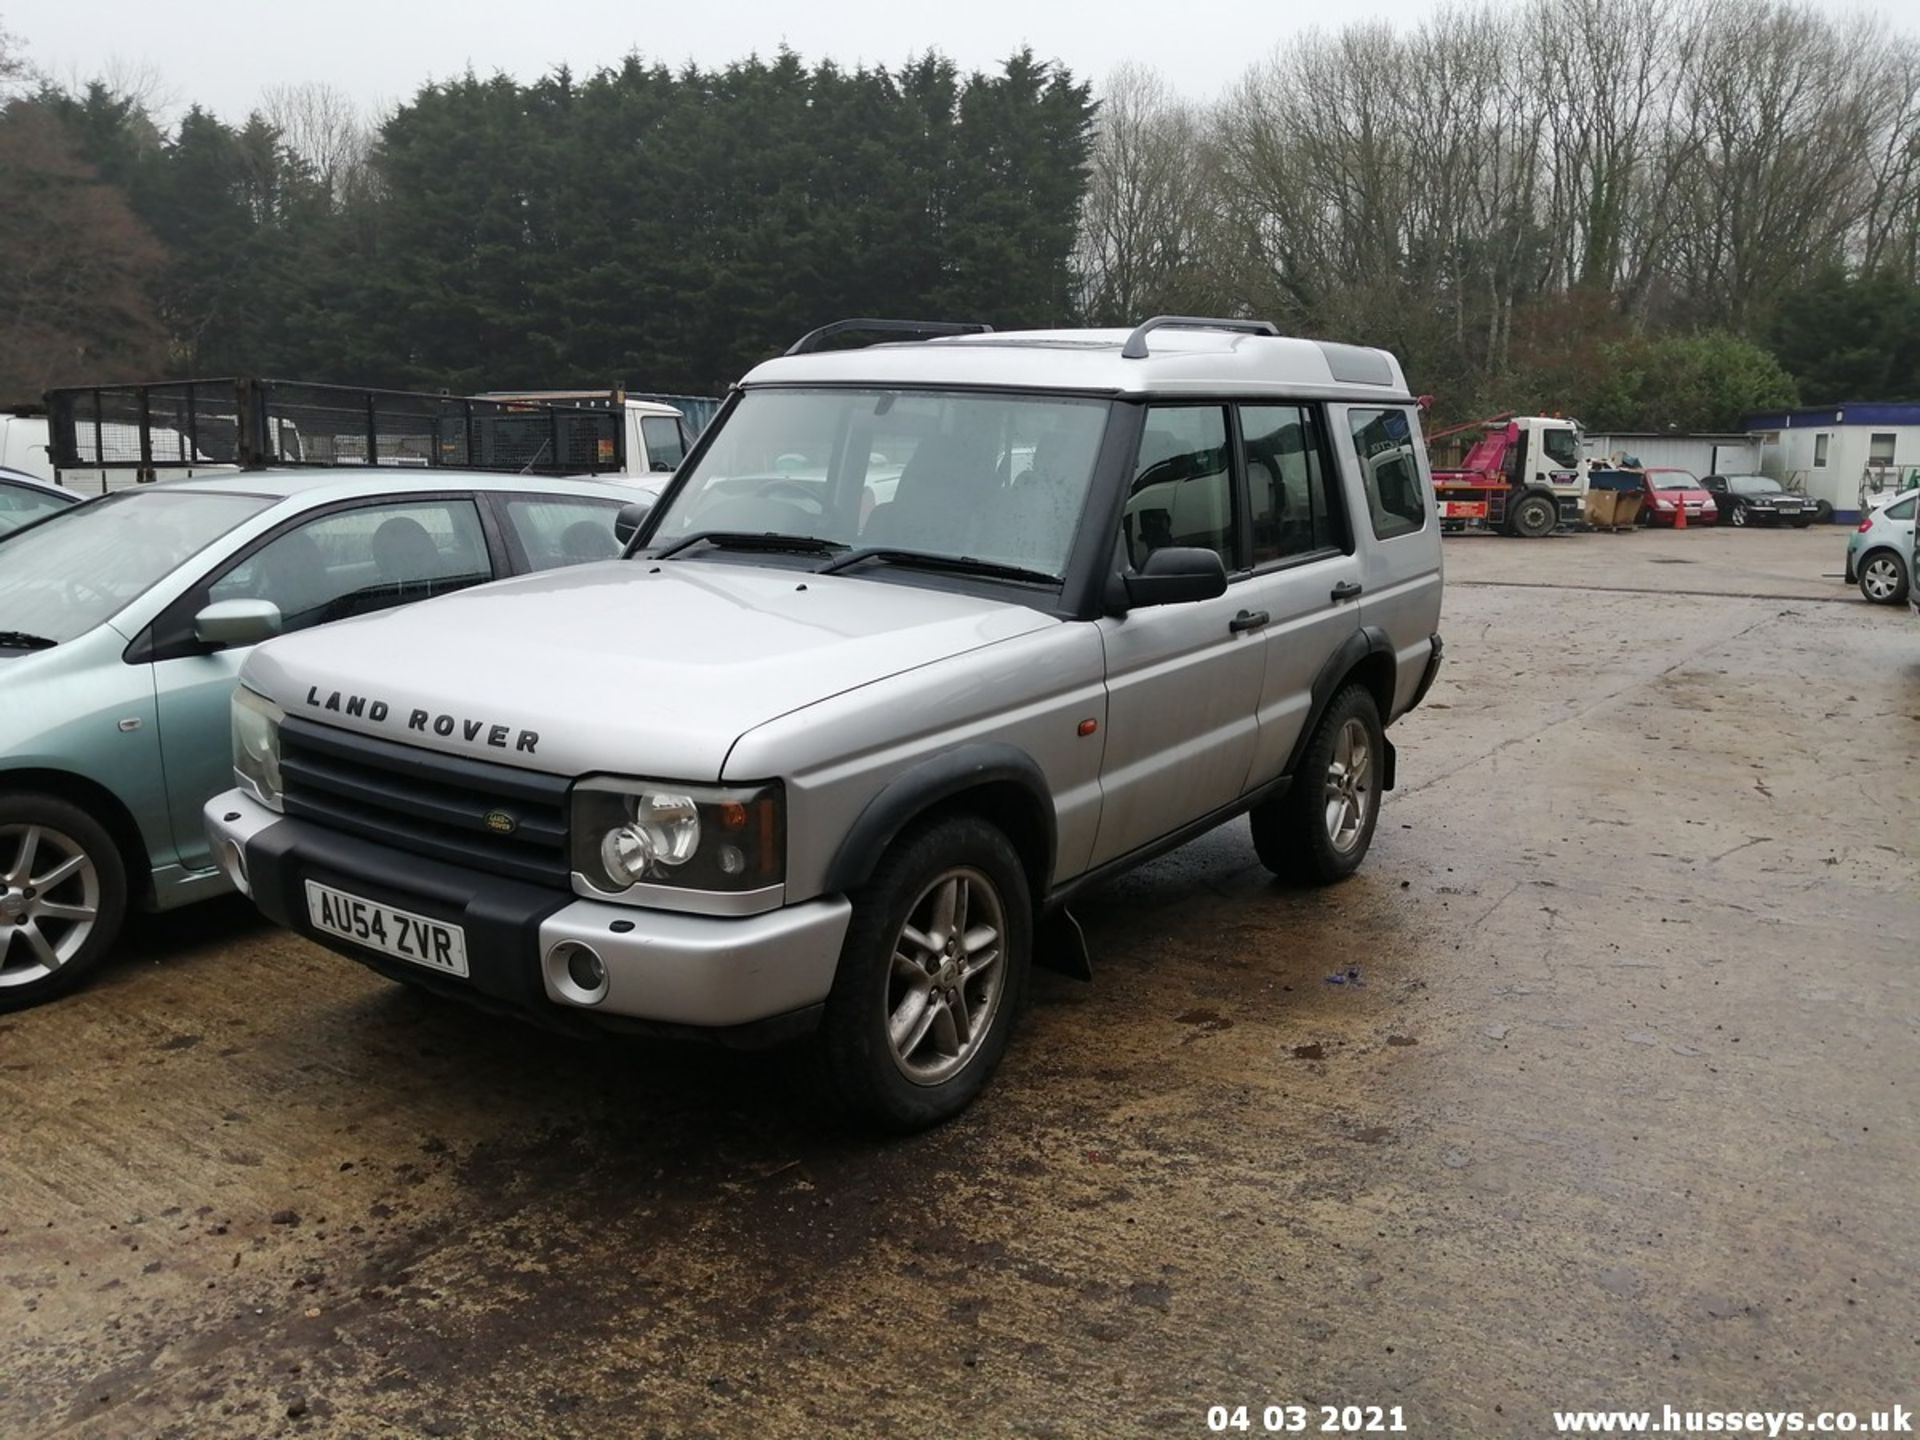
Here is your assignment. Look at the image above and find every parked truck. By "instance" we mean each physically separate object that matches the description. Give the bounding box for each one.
[1427,410,1587,537]
[473,388,695,476]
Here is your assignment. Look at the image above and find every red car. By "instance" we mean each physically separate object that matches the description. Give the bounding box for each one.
[1638,468,1719,527]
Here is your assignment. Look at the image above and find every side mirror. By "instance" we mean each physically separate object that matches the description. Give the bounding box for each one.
[1109,546,1229,612]
[614,501,653,546]
[194,598,283,648]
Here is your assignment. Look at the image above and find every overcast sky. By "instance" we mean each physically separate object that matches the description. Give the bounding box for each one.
[8,0,1918,120]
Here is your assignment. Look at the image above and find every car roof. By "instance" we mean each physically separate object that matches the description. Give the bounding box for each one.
[740,327,1413,401]
[134,467,658,505]
[0,465,75,497]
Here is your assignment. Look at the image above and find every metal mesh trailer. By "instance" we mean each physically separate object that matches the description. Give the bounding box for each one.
[45,379,624,483]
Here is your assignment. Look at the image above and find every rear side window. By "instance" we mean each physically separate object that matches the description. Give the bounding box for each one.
[0,480,72,537]
[1125,406,1235,570]
[1883,496,1916,521]
[1348,408,1427,541]
[640,415,687,472]
[1241,404,1345,562]
[503,496,623,570]
[208,500,492,635]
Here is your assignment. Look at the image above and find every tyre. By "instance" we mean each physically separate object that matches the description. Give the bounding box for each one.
[1728,502,1748,528]
[1859,550,1910,605]
[1250,684,1386,885]
[819,814,1032,1131]
[1813,499,1834,524]
[0,794,129,1012]
[1509,492,1558,538]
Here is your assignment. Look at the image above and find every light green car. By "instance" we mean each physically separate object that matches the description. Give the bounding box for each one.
[0,468,656,1010]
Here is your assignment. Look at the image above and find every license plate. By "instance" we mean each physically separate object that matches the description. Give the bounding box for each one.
[303,879,468,977]
[1439,500,1488,519]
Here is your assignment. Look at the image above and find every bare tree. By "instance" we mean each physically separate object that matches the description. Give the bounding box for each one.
[1667,1,1890,324]
[1093,0,1919,400]
[261,80,371,203]
[1076,64,1219,322]
[1855,33,1920,280]
[0,16,27,95]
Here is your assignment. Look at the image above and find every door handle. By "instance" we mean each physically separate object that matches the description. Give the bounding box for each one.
[1330,581,1363,603]
[1229,609,1270,634]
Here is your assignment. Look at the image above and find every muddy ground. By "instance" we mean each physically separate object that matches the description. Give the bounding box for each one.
[4,524,1915,1438]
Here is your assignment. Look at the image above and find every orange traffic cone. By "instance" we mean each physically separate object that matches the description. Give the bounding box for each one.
[1673,497,1687,530]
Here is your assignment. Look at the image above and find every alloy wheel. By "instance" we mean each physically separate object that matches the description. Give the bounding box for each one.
[0,824,101,987]
[1323,718,1374,854]
[885,867,1008,1086]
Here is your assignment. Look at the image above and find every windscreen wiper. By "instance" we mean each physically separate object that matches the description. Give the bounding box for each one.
[816,547,1059,586]
[649,530,845,560]
[0,631,57,650]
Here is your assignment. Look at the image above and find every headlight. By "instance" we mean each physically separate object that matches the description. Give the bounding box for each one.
[232,687,285,811]
[571,778,784,905]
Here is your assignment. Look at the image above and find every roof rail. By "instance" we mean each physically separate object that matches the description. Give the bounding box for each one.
[1121,315,1281,360]
[785,319,993,357]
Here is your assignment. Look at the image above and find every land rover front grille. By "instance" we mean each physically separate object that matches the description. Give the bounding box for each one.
[278,716,570,887]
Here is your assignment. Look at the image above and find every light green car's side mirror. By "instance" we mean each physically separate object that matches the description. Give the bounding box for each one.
[194,599,283,648]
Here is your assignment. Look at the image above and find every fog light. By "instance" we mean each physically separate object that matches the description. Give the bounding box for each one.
[548,941,609,1006]
[567,946,606,993]
[222,841,250,897]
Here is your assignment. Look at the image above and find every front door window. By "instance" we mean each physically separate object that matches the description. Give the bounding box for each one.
[1123,406,1236,569]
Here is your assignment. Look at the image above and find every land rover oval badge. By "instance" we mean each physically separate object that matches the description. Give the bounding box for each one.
[484,810,517,836]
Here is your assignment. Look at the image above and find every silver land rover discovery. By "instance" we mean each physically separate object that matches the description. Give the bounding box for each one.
[207,317,1445,1129]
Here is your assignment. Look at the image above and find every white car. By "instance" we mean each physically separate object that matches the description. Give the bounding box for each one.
[1846,487,1916,605]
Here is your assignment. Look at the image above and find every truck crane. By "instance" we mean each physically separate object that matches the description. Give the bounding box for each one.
[1422,407,1588,538]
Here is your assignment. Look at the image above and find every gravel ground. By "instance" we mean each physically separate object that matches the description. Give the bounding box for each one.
[3,522,1914,1439]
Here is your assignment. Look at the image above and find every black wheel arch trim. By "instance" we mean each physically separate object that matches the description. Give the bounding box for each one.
[1283,626,1399,781]
[1406,632,1444,713]
[822,743,1058,898]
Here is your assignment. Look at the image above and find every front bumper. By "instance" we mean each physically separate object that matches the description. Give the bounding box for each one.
[205,790,850,1040]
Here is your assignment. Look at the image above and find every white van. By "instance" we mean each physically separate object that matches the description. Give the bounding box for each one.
[1,409,233,494]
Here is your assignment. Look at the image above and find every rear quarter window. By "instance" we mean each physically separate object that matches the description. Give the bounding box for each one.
[503,496,624,570]
[1348,408,1427,540]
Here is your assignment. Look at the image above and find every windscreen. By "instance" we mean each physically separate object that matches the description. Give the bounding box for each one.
[1730,475,1782,494]
[649,389,1111,579]
[0,489,272,644]
[1653,474,1702,490]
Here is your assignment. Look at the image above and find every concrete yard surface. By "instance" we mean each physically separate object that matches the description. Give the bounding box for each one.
[3,522,1916,1438]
